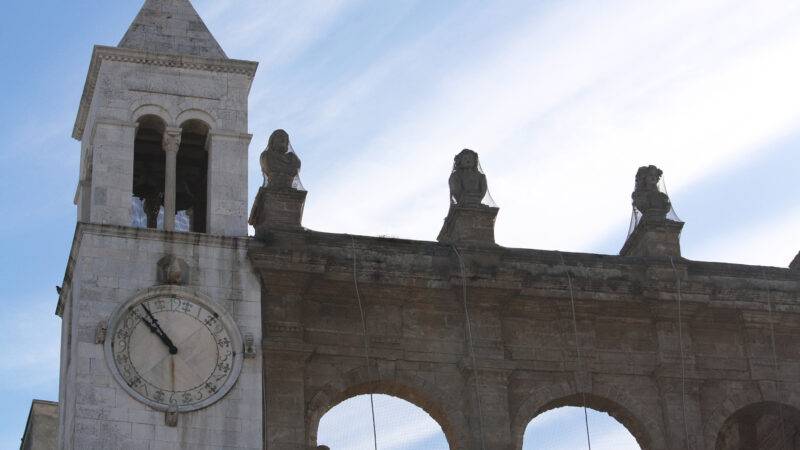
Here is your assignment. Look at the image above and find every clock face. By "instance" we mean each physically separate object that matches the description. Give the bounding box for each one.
[106,290,242,412]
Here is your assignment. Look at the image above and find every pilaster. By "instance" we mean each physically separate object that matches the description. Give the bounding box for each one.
[262,342,314,450]
[206,131,252,236]
[89,121,137,226]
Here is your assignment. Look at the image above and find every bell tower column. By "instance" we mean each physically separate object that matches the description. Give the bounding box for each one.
[162,128,181,231]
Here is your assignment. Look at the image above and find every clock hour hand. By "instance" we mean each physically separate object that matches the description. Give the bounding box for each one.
[140,304,178,354]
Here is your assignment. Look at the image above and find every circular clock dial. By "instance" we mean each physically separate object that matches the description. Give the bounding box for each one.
[107,291,242,411]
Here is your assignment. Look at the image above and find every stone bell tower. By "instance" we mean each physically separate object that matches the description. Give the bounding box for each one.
[56,1,263,448]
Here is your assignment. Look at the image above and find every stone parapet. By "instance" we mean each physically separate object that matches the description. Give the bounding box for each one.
[620,218,684,257]
[437,204,499,245]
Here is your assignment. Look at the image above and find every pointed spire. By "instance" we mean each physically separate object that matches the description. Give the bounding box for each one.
[119,0,227,59]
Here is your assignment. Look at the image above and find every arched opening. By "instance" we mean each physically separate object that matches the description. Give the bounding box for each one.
[316,393,449,450]
[309,380,459,449]
[132,114,166,229]
[521,394,646,450]
[715,401,800,449]
[176,119,208,233]
[523,406,640,449]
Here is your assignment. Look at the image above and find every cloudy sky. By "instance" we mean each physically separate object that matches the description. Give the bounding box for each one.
[2,0,800,448]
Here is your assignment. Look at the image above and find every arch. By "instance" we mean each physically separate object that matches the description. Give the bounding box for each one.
[132,114,168,229]
[131,104,173,126]
[306,365,466,449]
[703,387,800,448]
[511,381,663,449]
[714,401,800,449]
[176,109,216,130]
[175,119,210,232]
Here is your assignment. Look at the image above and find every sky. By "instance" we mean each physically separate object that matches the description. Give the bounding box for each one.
[1,0,800,448]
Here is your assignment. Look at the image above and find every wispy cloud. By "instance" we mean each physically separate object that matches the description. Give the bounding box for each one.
[256,0,800,257]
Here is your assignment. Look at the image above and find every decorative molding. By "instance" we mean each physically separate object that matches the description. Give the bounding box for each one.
[73,45,258,141]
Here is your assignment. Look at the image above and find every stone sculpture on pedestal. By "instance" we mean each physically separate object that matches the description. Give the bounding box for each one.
[249,129,307,237]
[620,164,683,257]
[438,149,498,245]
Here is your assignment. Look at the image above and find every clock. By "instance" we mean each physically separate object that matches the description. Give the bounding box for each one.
[104,287,243,412]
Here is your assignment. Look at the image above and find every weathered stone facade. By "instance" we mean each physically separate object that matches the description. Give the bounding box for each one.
[249,225,800,449]
[51,1,800,449]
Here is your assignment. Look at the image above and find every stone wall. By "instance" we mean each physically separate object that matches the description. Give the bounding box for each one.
[249,228,800,450]
[57,223,262,450]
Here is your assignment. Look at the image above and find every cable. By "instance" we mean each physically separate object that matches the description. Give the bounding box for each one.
[668,256,690,449]
[452,245,486,450]
[559,254,592,450]
[762,269,787,450]
[351,237,378,450]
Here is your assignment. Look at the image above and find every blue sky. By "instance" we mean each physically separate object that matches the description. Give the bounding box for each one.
[2,0,800,448]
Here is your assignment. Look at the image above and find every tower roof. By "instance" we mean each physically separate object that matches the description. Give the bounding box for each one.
[118,0,227,59]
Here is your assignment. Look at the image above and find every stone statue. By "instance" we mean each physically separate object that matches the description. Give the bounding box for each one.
[632,165,671,220]
[449,149,487,206]
[260,129,301,190]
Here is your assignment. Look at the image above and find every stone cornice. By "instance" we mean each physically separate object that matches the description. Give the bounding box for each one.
[72,45,259,141]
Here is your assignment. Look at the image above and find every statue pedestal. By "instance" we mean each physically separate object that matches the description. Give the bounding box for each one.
[437,204,499,245]
[620,218,684,257]
[249,187,307,239]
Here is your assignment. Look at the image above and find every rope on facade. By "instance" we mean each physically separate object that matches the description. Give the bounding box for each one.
[452,245,487,450]
[762,269,788,450]
[351,237,378,450]
[668,256,690,449]
[559,254,592,450]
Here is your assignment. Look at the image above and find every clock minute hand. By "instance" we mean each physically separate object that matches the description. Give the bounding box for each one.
[140,305,178,354]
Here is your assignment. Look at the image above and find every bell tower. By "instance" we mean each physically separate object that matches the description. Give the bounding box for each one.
[73,0,257,236]
[57,1,263,448]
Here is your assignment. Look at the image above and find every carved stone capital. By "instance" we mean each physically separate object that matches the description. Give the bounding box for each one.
[162,129,182,153]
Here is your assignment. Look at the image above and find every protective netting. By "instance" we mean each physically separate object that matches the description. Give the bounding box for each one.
[317,394,449,450]
[262,142,305,191]
[448,151,497,208]
[627,174,681,237]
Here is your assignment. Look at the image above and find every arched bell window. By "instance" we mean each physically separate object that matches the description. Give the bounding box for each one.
[132,115,167,229]
[175,119,208,233]
[131,116,209,233]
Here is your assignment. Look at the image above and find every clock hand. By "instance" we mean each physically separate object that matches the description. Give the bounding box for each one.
[139,305,178,354]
